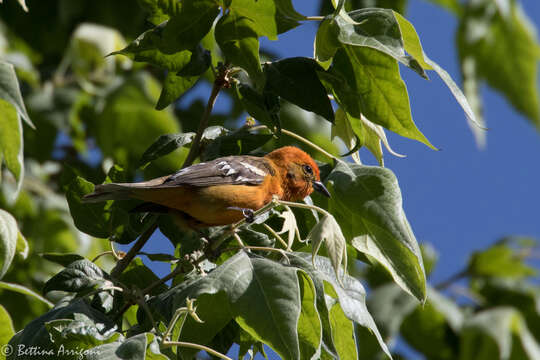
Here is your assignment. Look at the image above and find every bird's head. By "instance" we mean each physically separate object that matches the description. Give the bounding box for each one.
[266,146,331,201]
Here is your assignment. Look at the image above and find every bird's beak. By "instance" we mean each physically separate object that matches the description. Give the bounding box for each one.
[312,181,331,198]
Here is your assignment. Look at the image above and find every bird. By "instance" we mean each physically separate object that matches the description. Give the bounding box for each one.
[83,146,330,228]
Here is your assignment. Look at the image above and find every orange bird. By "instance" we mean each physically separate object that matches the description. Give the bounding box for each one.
[83,146,330,227]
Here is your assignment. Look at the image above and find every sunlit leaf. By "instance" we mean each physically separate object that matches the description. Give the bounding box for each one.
[0,99,24,198]
[43,259,108,295]
[327,162,426,301]
[0,281,53,308]
[307,214,347,281]
[0,61,33,127]
[0,209,19,280]
[460,307,540,360]
[216,12,263,86]
[328,47,436,149]
[458,0,540,129]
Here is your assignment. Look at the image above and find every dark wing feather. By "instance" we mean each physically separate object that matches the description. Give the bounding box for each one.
[159,156,275,187]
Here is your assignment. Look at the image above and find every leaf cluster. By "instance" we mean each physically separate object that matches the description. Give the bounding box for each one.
[0,0,538,359]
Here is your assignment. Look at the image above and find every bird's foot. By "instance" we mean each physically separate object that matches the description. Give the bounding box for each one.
[228,207,255,223]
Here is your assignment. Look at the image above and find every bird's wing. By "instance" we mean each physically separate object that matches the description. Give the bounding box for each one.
[159,155,276,187]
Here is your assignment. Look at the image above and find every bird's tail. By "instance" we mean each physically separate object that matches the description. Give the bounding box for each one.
[82,183,136,203]
[82,175,170,203]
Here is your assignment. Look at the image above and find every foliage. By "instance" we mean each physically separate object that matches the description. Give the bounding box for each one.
[0,0,538,359]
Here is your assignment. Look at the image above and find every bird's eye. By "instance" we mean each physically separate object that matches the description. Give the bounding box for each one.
[303,164,313,175]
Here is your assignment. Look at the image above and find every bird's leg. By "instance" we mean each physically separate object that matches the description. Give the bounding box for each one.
[227,206,255,223]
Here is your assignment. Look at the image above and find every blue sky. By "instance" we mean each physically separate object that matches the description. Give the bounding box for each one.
[134,1,540,357]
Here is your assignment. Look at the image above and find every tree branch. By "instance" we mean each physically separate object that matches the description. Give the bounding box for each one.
[182,64,230,168]
[110,223,158,279]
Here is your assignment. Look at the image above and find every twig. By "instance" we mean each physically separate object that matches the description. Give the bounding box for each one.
[249,125,340,162]
[91,251,115,263]
[277,199,331,218]
[182,64,230,168]
[163,341,233,360]
[110,223,158,279]
[262,223,290,250]
[305,16,325,21]
[434,269,469,290]
[210,198,280,251]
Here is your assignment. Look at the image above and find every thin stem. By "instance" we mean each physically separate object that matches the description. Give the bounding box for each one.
[182,83,221,167]
[210,198,279,251]
[182,65,230,168]
[162,341,233,360]
[277,199,331,218]
[91,251,115,263]
[142,265,185,295]
[262,223,290,250]
[233,233,245,247]
[110,223,158,279]
[249,125,339,162]
[434,269,468,290]
[305,16,325,21]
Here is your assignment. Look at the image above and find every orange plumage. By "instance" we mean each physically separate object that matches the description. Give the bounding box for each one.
[83,146,330,227]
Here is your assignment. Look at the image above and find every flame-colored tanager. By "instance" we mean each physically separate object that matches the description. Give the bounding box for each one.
[84,146,330,227]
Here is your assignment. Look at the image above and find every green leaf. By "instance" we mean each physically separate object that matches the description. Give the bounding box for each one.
[325,283,358,360]
[475,278,540,342]
[94,72,181,169]
[366,283,417,340]
[202,127,273,161]
[468,244,537,279]
[174,292,233,359]
[0,99,24,196]
[333,9,427,78]
[327,162,427,301]
[45,313,121,349]
[156,72,199,110]
[43,259,108,295]
[289,253,391,359]
[264,57,335,122]
[216,12,263,86]
[137,0,178,25]
[150,251,314,360]
[0,305,14,356]
[277,206,298,249]
[0,209,19,280]
[315,18,341,69]
[460,307,540,360]
[393,11,433,70]
[176,44,211,76]
[8,298,115,356]
[15,231,28,260]
[228,0,304,40]
[235,83,281,131]
[85,333,168,360]
[328,47,436,149]
[332,108,361,163]
[420,242,439,277]
[458,1,540,128]
[111,23,193,71]
[119,258,167,296]
[66,176,110,238]
[307,214,347,281]
[139,133,195,167]
[401,288,463,359]
[41,253,86,267]
[161,0,220,53]
[0,61,33,128]
[297,272,322,359]
[425,56,485,132]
